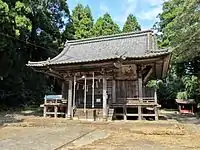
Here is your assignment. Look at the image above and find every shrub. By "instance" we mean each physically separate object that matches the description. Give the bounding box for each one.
[176,91,188,100]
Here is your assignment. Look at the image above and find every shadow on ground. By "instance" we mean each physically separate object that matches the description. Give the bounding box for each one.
[0,113,23,125]
[0,108,43,126]
[18,108,43,117]
[160,110,200,124]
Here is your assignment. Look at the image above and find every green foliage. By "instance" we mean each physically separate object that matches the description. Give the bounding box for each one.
[182,75,199,99]
[155,72,184,108]
[72,4,94,39]
[0,0,71,109]
[147,80,158,89]
[147,80,163,89]
[122,14,141,33]
[155,0,184,48]
[93,13,120,36]
[171,0,200,62]
[176,91,188,99]
[154,0,200,107]
[0,0,144,110]
[62,21,75,42]
[156,0,200,61]
[174,75,199,100]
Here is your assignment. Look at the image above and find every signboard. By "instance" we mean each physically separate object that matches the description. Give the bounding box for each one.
[96,98,101,103]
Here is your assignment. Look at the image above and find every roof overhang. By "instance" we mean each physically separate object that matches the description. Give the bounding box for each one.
[27,50,171,81]
[27,50,171,67]
[26,30,172,80]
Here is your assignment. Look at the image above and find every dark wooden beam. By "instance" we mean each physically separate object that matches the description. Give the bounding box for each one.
[143,67,153,84]
[162,54,171,78]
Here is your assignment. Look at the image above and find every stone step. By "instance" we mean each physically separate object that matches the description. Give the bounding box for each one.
[107,109,114,121]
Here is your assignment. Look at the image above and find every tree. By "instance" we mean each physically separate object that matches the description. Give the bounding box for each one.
[154,0,184,47]
[156,0,200,61]
[62,21,75,42]
[93,13,120,36]
[0,0,72,109]
[156,0,200,76]
[72,4,94,39]
[154,0,200,107]
[122,14,141,33]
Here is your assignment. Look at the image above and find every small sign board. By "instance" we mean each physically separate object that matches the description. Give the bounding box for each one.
[96,98,101,103]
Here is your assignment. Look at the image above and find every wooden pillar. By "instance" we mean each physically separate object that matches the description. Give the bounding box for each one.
[138,79,143,100]
[124,105,127,120]
[67,80,72,119]
[103,76,107,120]
[155,107,158,120]
[138,66,143,120]
[73,75,76,108]
[112,80,116,103]
[43,106,47,117]
[154,88,159,120]
[84,76,87,113]
[178,105,181,114]
[191,104,194,114]
[54,106,58,118]
[61,82,68,117]
[154,89,158,104]
[92,72,95,108]
[138,106,142,120]
[44,96,47,117]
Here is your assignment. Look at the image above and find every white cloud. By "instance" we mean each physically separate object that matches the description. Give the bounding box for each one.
[114,0,138,26]
[99,3,109,15]
[96,0,164,29]
[138,6,162,21]
[144,0,164,6]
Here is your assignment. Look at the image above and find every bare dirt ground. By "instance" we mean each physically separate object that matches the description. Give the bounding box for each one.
[0,110,200,150]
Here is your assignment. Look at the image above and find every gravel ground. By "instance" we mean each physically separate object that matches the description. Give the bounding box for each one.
[0,111,200,150]
[0,126,96,150]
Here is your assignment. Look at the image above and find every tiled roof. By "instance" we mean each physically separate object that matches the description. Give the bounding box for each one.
[27,30,171,67]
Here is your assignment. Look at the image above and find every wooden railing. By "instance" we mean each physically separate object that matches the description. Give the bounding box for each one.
[114,97,156,105]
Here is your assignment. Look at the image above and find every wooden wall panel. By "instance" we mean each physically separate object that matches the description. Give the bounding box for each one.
[116,80,138,103]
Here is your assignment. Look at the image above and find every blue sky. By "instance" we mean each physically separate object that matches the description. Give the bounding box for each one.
[67,0,164,30]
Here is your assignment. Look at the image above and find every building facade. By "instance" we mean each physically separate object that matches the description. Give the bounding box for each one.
[27,30,171,121]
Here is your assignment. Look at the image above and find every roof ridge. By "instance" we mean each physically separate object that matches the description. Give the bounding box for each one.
[149,48,170,53]
[50,44,71,62]
[66,30,153,45]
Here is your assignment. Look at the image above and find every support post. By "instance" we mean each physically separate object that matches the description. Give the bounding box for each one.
[138,66,143,120]
[103,76,107,120]
[92,72,95,108]
[54,106,58,118]
[84,76,87,113]
[44,96,47,117]
[154,89,158,104]
[192,105,194,114]
[124,105,127,120]
[178,105,181,114]
[67,80,72,119]
[138,106,142,120]
[43,106,47,117]
[138,78,143,101]
[155,107,158,120]
[73,75,76,108]
[154,88,159,120]
[112,80,116,103]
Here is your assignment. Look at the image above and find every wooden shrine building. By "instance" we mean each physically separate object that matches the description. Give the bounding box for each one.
[27,30,171,121]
